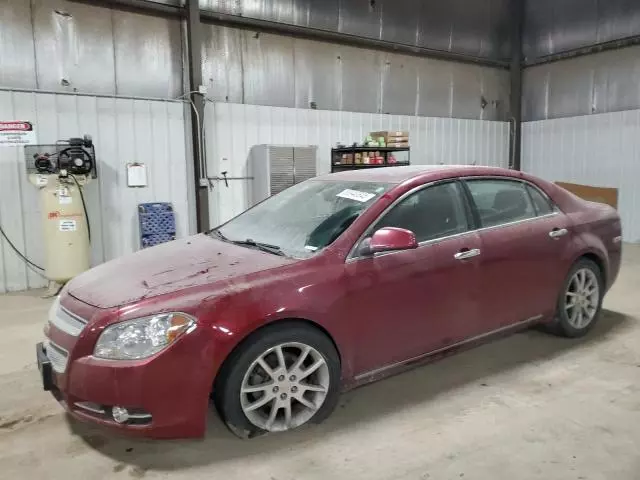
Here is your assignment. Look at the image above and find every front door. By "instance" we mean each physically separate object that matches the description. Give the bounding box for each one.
[344,181,484,376]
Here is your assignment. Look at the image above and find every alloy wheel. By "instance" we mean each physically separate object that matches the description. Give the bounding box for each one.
[565,267,600,329]
[240,342,330,432]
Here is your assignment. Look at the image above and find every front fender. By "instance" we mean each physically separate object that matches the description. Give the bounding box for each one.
[196,273,356,390]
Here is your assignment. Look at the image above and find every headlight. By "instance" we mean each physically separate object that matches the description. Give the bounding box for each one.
[94,313,195,360]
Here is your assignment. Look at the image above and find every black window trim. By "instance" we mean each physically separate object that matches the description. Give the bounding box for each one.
[347,175,562,262]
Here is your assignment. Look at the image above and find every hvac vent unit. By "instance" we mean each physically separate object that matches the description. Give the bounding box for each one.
[248,145,318,206]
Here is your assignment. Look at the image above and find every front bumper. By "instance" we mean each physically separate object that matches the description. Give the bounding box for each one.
[38,322,216,439]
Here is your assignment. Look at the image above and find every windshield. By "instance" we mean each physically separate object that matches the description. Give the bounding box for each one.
[213,180,392,259]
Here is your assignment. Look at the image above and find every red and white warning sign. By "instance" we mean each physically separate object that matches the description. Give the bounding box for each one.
[0,121,37,147]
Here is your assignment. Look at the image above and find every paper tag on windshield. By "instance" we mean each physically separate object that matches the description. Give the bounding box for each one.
[336,189,376,203]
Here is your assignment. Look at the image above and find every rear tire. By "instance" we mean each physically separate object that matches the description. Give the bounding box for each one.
[548,258,604,338]
[214,323,341,438]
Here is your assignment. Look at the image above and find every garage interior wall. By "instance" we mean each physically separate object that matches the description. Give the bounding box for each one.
[0,0,513,292]
[206,102,510,224]
[521,0,640,243]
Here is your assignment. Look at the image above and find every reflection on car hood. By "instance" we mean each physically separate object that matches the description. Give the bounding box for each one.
[67,234,296,308]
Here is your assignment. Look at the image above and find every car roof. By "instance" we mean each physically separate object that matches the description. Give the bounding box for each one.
[316,165,520,184]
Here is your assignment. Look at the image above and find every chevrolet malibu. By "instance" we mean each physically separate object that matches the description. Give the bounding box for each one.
[37,165,622,439]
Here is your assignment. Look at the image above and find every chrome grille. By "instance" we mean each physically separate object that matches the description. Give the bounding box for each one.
[75,402,106,415]
[48,297,87,337]
[44,339,69,374]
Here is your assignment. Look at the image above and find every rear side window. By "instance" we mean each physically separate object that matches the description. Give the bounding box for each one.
[465,179,535,228]
[526,185,554,216]
[375,182,468,242]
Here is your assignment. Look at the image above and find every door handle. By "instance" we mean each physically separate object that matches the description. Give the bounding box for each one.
[454,248,481,260]
[549,228,568,239]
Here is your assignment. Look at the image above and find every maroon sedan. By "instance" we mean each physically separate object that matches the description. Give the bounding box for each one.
[37,165,622,439]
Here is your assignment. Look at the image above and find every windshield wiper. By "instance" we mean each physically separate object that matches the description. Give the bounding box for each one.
[210,230,285,256]
[233,239,285,256]
[210,229,228,241]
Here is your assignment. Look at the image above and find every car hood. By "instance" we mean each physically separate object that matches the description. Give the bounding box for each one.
[67,234,296,308]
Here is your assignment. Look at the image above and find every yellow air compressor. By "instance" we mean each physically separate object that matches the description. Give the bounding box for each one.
[38,174,91,283]
[27,136,96,293]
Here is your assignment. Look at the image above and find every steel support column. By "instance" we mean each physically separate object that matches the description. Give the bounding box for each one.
[186,0,210,232]
[509,0,524,170]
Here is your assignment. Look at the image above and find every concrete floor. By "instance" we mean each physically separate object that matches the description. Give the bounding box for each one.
[0,247,639,480]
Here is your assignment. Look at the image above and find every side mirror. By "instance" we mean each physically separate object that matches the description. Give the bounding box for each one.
[362,227,418,255]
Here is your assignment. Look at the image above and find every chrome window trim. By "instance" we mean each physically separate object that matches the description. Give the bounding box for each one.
[346,175,562,263]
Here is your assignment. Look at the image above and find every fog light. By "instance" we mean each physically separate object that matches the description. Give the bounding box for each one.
[112,406,130,424]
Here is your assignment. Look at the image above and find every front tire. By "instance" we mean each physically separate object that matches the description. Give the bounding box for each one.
[214,323,341,438]
[549,258,604,338]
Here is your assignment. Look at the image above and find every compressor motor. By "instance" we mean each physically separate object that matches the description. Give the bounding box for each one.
[33,135,95,177]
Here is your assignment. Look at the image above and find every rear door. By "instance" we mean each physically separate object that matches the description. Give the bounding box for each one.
[522,183,575,309]
[463,178,572,331]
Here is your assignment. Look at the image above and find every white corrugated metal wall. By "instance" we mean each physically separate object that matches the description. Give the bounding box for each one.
[205,102,510,225]
[522,110,640,243]
[0,89,193,293]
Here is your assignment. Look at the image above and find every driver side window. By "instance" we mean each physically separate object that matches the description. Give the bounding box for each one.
[375,182,469,243]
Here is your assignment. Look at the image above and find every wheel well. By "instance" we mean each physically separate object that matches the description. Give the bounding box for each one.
[579,253,606,284]
[212,318,342,393]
